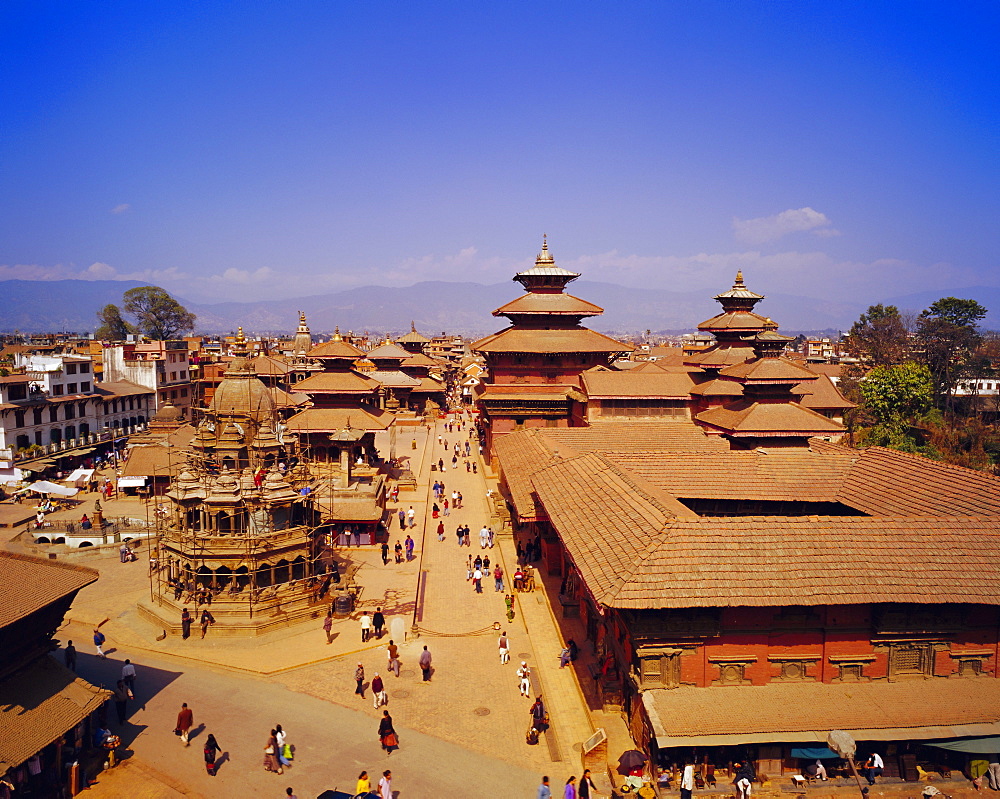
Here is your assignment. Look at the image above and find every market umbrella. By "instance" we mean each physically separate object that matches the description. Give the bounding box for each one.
[617,749,648,775]
[27,480,79,497]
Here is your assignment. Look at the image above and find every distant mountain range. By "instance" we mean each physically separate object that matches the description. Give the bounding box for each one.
[0,278,997,336]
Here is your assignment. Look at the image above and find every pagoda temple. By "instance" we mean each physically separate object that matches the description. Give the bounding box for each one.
[472,237,633,453]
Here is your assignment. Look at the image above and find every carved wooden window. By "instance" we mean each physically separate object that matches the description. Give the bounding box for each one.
[637,649,681,689]
[839,663,864,681]
[719,663,745,684]
[888,643,933,678]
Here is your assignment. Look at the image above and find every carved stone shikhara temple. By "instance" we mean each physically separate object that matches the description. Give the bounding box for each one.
[139,330,385,636]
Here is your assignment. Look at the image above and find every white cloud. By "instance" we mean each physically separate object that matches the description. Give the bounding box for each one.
[84,261,118,279]
[110,203,131,215]
[732,207,839,245]
[208,267,275,284]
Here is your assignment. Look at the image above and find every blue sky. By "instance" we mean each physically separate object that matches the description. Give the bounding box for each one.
[1,1,998,305]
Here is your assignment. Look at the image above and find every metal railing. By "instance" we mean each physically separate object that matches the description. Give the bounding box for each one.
[11,424,146,462]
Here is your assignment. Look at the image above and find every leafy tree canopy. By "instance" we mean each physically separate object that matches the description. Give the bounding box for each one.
[122,286,196,340]
[94,303,136,341]
[856,362,933,451]
[916,297,988,406]
[845,304,909,366]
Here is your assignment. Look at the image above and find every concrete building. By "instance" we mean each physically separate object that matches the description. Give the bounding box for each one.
[103,340,193,417]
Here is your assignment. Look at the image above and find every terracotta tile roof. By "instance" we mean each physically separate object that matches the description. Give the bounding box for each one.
[698,310,771,331]
[803,363,844,378]
[472,327,634,354]
[478,384,583,404]
[720,357,818,382]
[539,420,730,453]
[582,370,697,398]
[369,370,421,388]
[294,371,380,394]
[492,429,570,520]
[93,380,153,397]
[695,400,845,436]
[689,378,744,397]
[493,292,604,317]
[0,552,98,628]
[396,327,430,344]
[646,348,689,366]
[249,355,293,376]
[609,450,853,502]
[365,341,411,361]
[531,489,1000,609]
[837,447,1000,516]
[530,453,699,605]
[684,345,757,369]
[120,443,188,478]
[307,339,365,359]
[268,386,309,407]
[0,656,110,770]
[286,406,394,432]
[412,376,445,392]
[797,374,856,410]
[400,352,439,368]
[644,679,1000,746]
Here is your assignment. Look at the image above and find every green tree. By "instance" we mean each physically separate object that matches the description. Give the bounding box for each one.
[916,297,988,409]
[122,286,196,339]
[94,303,136,341]
[845,304,909,366]
[857,362,933,449]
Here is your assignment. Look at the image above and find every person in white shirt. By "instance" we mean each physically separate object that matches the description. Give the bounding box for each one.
[681,761,695,799]
[864,753,884,785]
[121,659,136,692]
[360,612,372,642]
[517,661,531,697]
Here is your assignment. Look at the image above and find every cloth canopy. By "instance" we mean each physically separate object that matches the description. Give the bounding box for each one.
[791,747,841,760]
[26,480,78,497]
[117,477,147,488]
[922,737,1000,754]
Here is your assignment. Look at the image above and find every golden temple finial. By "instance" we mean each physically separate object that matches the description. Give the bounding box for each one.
[299,310,306,324]
[734,270,745,287]
[332,325,342,341]
[411,320,417,332]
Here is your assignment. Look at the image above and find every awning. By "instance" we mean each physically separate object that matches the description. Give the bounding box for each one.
[118,477,148,488]
[644,680,1000,749]
[0,655,110,770]
[791,747,840,760]
[923,737,1000,754]
[64,468,95,484]
[26,480,79,497]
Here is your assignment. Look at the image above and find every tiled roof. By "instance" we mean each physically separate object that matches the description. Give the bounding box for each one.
[0,552,98,628]
[286,407,394,432]
[120,443,188,478]
[493,292,603,317]
[471,327,634,354]
[369,370,421,388]
[608,450,852,502]
[0,656,110,770]
[539,420,730,453]
[293,371,380,394]
[720,357,818,382]
[582,370,697,398]
[366,342,411,361]
[492,429,569,520]
[249,355,293,376]
[684,345,757,369]
[695,400,845,435]
[307,339,365,359]
[797,374,856,410]
[268,386,309,407]
[530,478,1000,608]
[400,353,439,368]
[646,348,689,366]
[94,380,153,397]
[397,328,430,344]
[837,447,1000,516]
[412,376,445,393]
[644,679,1000,746]
[698,311,771,331]
[689,378,744,397]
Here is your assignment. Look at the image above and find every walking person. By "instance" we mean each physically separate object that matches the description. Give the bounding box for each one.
[680,760,694,799]
[418,645,432,681]
[538,776,552,799]
[356,772,372,796]
[181,608,192,640]
[406,506,415,528]
[323,611,333,644]
[456,525,464,546]
[443,498,450,516]
[378,713,398,753]
[494,564,504,592]
[200,608,215,639]
[564,776,577,799]
[64,640,77,672]
[263,729,282,774]
[93,627,107,658]
[360,611,372,642]
[473,566,483,593]
[498,630,510,664]
[387,640,400,677]
[121,659,136,692]
[276,724,292,767]
[372,607,385,639]
[397,509,405,530]
[203,733,222,776]
[378,769,393,798]
[437,520,445,541]
[354,662,365,697]
[394,540,403,563]
[518,661,531,697]
[462,525,470,546]
[372,672,387,708]
[580,769,598,799]
[175,702,193,746]
[381,541,390,565]
[112,680,130,724]
[404,534,414,561]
